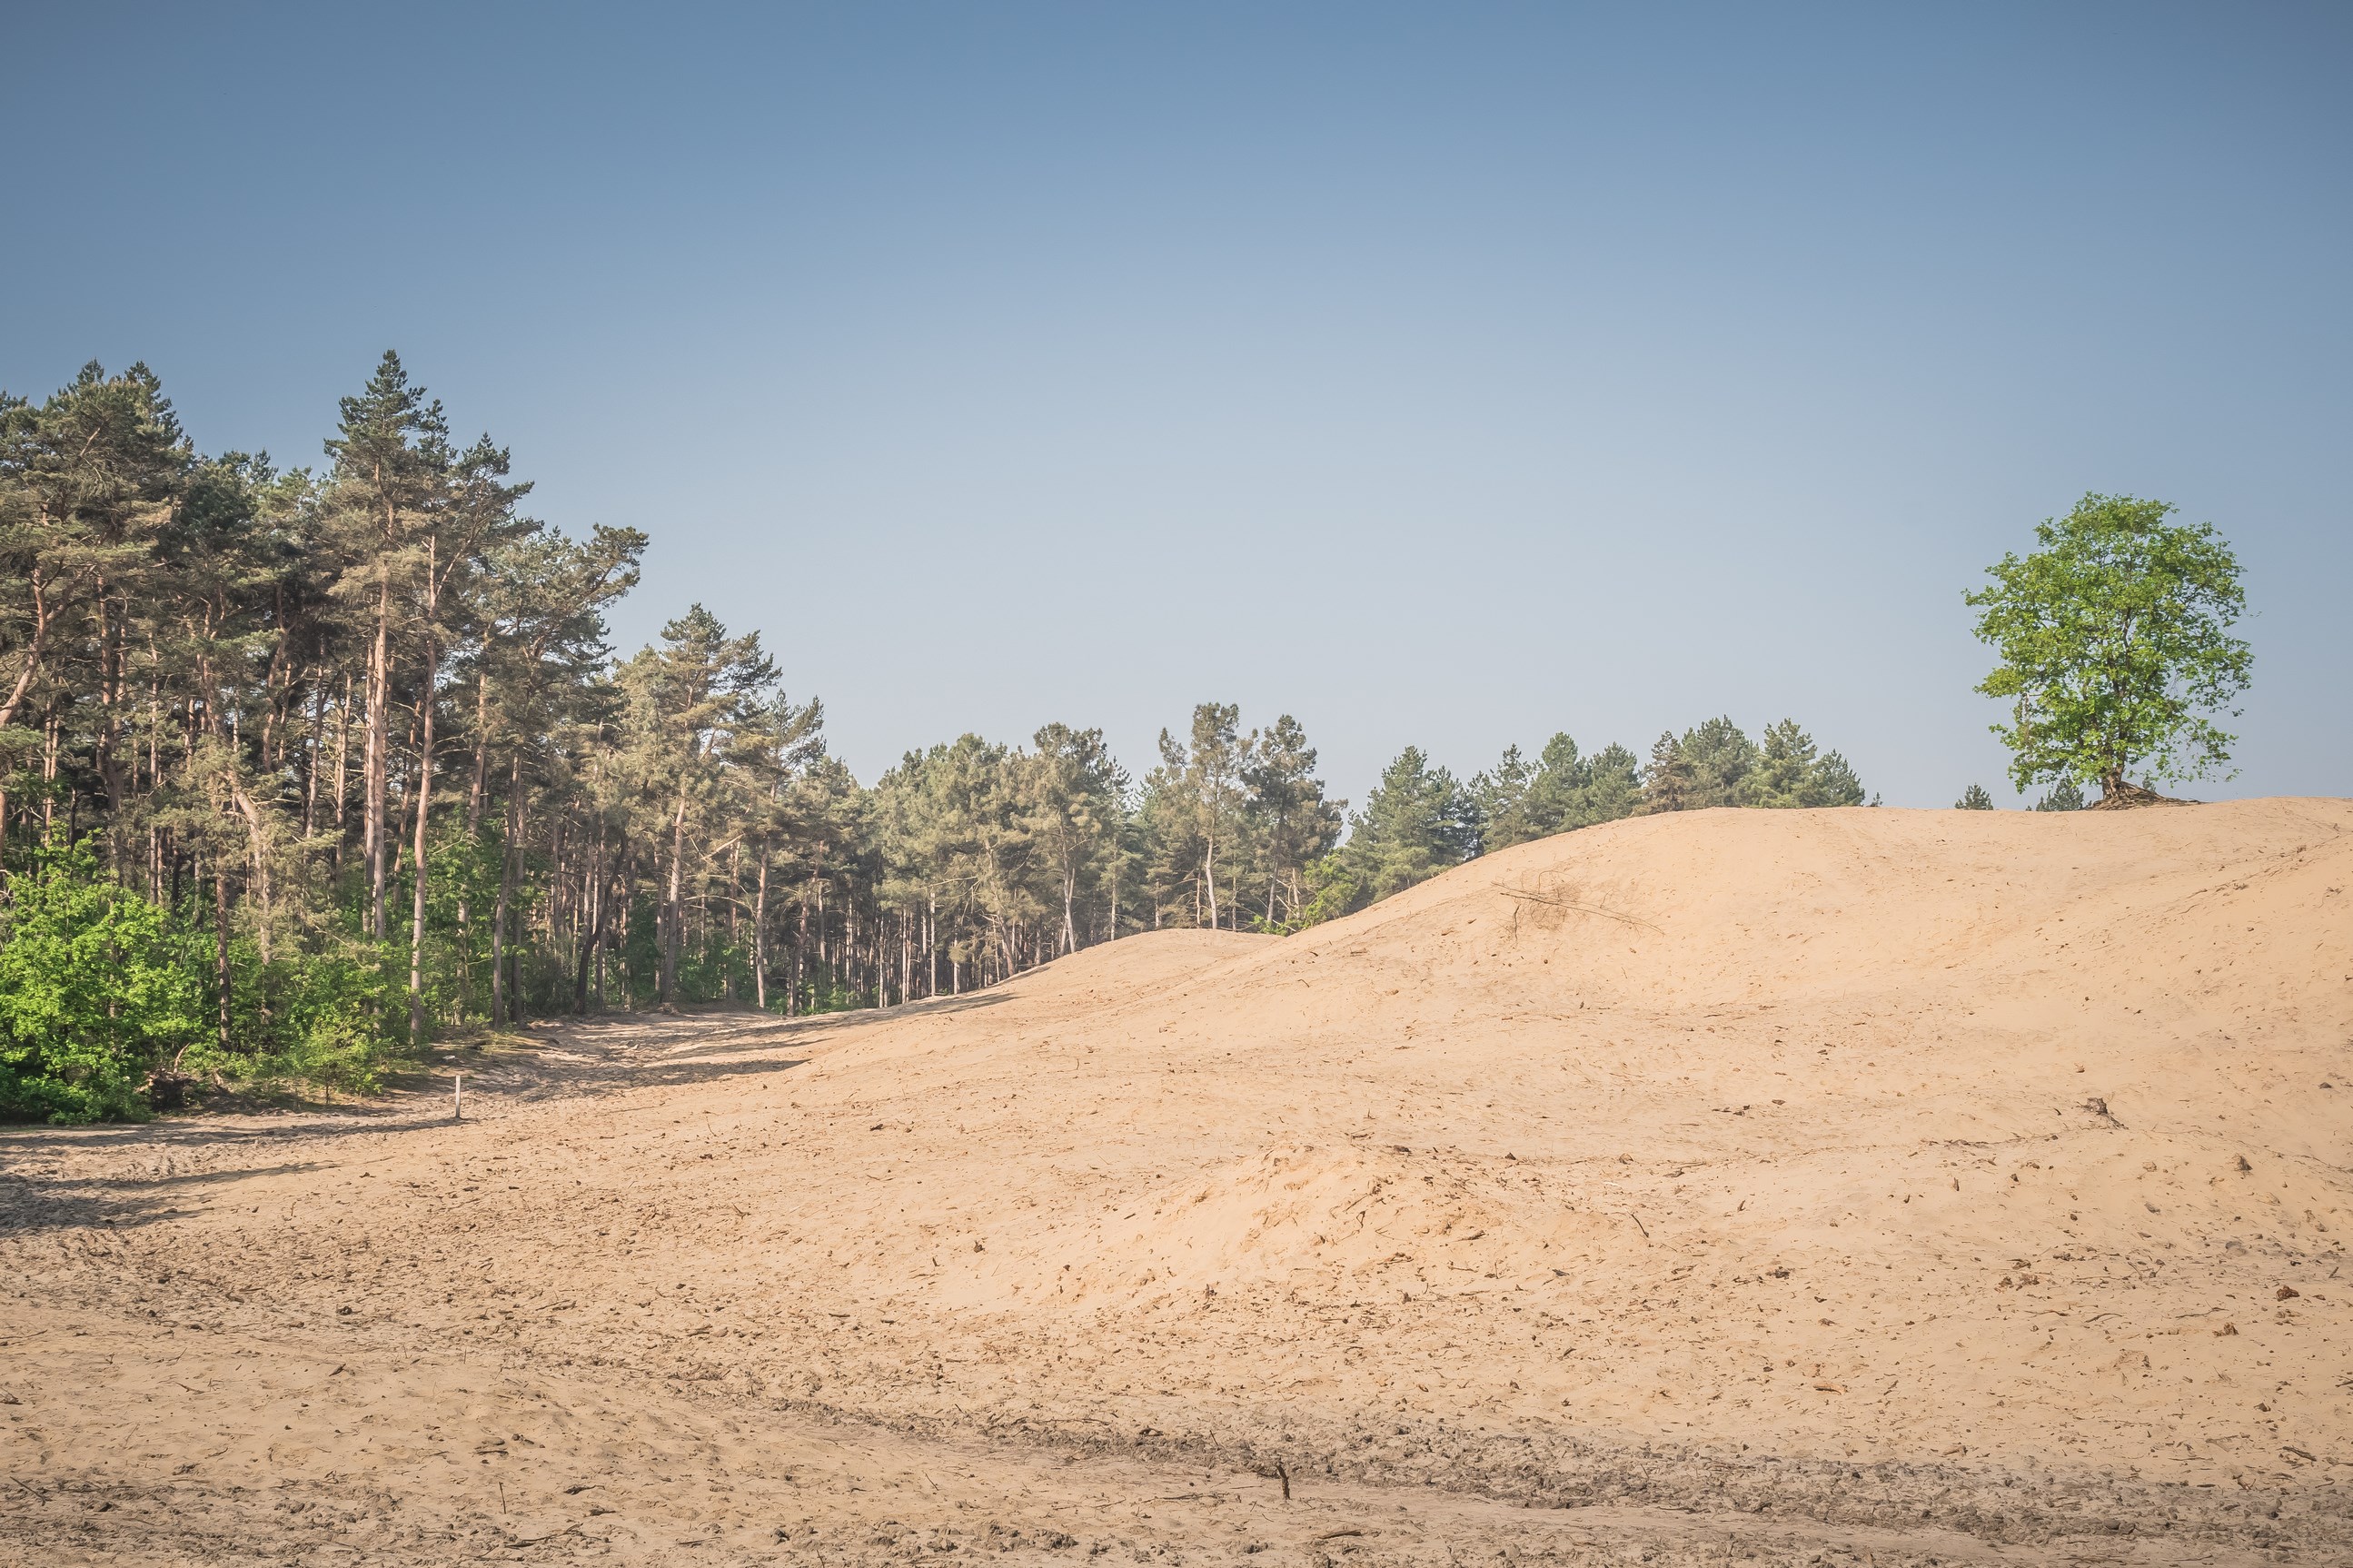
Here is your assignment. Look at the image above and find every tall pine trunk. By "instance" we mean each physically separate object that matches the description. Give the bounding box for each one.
[364,575,392,939]
[660,785,689,1006]
[406,628,439,1046]
[492,749,521,1026]
[753,850,769,1010]
[213,855,232,1056]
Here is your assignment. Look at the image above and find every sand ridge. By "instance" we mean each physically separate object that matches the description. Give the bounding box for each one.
[3,799,2348,1563]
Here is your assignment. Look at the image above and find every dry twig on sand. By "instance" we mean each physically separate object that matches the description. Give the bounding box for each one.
[1499,883,1661,934]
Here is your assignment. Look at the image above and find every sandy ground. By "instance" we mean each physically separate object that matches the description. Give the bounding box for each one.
[3,799,2349,1565]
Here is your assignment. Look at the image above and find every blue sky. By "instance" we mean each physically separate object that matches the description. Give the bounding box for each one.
[5,3,2347,809]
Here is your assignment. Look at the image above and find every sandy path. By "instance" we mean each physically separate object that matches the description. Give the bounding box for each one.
[4,801,2348,1563]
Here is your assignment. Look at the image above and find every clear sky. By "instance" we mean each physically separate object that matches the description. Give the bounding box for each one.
[6,3,2347,809]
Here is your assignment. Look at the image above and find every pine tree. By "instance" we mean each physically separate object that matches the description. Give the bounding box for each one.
[1025,722,1120,954]
[322,352,451,941]
[1641,730,1693,814]
[1581,743,1644,823]
[1799,749,1866,807]
[1472,744,1537,849]
[0,364,194,851]
[620,605,776,1007]
[1240,713,1340,928]
[399,433,536,1041]
[1955,784,1994,809]
[1476,732,1646,848]
[1156,703,1247,929]
[473,525,645,1021]
[0,344,1914,1112]
[1310,746,1478,918]
[1740,719,1816,808]
[2033,779,2085,812]
[1679,716,1756,808]
[1739,719,1865,809]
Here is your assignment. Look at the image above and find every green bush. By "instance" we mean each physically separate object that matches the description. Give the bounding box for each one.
[0,835,415,1117]
[181,942,403,1097]
[0,839,205,1123]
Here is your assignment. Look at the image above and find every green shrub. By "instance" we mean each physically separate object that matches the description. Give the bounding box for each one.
[0,839,205,1123]
[156,922,405,1099]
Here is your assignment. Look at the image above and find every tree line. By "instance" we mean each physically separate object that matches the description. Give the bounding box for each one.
[0,355,1869,1120]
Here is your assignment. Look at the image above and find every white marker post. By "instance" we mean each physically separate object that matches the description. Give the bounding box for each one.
[453,1072,462,1122]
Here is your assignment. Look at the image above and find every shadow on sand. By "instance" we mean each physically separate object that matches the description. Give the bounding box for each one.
[0,991,1014,1235]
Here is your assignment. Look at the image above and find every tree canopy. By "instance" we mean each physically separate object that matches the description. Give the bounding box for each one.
[1967,494,2251,799]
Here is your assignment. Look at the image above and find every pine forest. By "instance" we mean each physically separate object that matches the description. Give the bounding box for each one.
[0,356,1870,1120]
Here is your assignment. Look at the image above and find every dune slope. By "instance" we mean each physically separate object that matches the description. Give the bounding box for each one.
[4,799,2348,1563]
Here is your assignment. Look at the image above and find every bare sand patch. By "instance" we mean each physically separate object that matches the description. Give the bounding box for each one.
[4,801,2348,1563]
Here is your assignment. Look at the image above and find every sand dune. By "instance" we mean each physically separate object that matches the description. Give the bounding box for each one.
[4,800,2348,1564]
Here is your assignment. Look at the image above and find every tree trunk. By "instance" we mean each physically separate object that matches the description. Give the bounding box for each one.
[492,749,521,1027]
[572,831,599,1016]
[364,577,392,939]
[0,566,50,734]
[224,776,274,962]
[331,675,352,879]
[302,678,326,838]
[1203,817,1218,929]
[213,858,233,1055]
[466,671,491,834]
[90,584,129,873]
[724,841,740,1002]
[797,886,811,1016]
[660,785,689,1006]
[458,670,491,1011]
[753,850,769,1010]
[407,630,440,1046]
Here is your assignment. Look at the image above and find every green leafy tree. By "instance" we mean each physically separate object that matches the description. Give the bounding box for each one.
[1955,783,1994,810]
[1137,751,1208,928]
[1967,494,2251,800]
